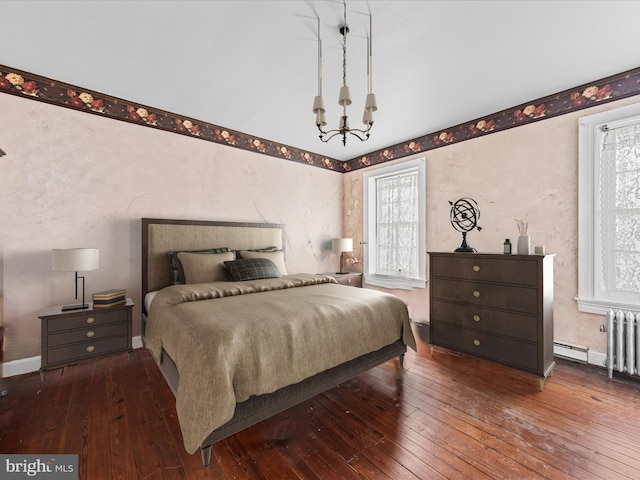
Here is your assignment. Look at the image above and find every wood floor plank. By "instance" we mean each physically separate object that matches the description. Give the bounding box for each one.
[329,377,495,480]
[2,343,640,480]
[86,358,114,480]
[413,345,640,479]
[393,367,600,479]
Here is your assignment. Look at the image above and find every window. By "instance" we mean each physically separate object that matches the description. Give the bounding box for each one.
[577,103,640,314]
[363,158,426,290]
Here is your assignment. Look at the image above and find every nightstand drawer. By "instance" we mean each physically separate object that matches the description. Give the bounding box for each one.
[47,322,128,348]
[431,278,538,314]
[46,309,125,333]
[334,274,362,287]
[46,335,129,365]
[431,255,538,286]
[431,300,538,342]
[320,272,362,288]
[431,322,538,372]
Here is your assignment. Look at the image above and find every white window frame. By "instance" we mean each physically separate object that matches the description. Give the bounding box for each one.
[577,102,640,315]
[363,157,426,290]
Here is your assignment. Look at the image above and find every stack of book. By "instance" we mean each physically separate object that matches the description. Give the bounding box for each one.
[92,289,127,308]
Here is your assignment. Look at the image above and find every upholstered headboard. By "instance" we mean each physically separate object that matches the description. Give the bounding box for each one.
[141,218,285,298]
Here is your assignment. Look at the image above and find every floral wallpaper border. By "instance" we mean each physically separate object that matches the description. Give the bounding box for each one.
[0,64,342,171]
[342,66,640,172]
[2,63,640,173]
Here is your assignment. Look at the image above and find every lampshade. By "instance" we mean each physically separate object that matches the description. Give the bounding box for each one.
[332,238,353,253]
[312,95,326,114]
[316,111,327,127]
[365,93,378,112]
[338,85,352,106]
[52,248,99,272]
[362,109,373,125]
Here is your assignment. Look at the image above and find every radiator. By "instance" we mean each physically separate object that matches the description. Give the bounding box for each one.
[606,309,640,379]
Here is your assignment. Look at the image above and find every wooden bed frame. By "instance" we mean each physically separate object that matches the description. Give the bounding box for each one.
[141,218,407,466]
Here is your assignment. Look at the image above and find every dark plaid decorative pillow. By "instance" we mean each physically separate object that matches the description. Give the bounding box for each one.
[224,258,282,281]
[168,247,232,285]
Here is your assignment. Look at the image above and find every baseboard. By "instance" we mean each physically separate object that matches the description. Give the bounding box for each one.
[553,342,606,369]
[2,336,144,378]
[587,350,607,368]
[2,355,40,378]
[3,336,608,378]
[554,341,588,363]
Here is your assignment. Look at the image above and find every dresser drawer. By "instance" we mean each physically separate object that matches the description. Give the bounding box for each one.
[47,322,129,348]
[431,278,538,314]
[46,335,129,366]
[46,309,126,333]
[431,300,538,342]
[431,322,538,372]
[431,255,538,286]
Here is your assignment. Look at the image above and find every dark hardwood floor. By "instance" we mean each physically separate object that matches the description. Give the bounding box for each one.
[2,339,640,479]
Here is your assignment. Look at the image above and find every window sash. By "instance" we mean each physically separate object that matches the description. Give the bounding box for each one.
[598,123,640,303]
[577,104,640,314]
[364,158,426,290]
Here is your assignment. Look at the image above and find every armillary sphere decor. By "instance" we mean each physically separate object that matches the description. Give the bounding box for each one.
[449,197,482,253]
[312,0,377,146]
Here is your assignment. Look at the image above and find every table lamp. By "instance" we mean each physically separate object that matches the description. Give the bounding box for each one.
[332,238,353,274]
[52,248,99,311]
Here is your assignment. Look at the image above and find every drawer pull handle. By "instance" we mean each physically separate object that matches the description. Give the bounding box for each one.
[473,265,480,272]
[347,278,351,284]
[86,317,95,324]
[473,339,481,347]
[86,345,95,353]
[473,290,480,298]
[473,315,481,322]
[86,331,95,338]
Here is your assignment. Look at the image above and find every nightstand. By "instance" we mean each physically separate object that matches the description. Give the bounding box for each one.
[39,298,134,380]
[322,272,363,288]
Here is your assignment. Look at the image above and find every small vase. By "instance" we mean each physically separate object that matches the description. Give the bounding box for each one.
[517,236,530,255]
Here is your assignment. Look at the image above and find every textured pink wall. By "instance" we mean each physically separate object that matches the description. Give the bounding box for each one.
[344,96,640,358]
[3,86,640,366]
[0,94,343,362]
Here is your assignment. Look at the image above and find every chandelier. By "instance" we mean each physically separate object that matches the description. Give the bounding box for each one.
[312,1,377,146]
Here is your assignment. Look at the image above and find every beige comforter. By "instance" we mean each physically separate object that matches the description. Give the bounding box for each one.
[145,273,415,454]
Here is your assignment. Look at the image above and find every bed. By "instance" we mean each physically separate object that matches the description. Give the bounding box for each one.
[141,218,416,466]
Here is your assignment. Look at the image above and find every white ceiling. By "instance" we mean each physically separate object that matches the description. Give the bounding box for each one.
[3,0,640,161]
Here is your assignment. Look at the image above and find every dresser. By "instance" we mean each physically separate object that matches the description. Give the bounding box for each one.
[428,252,554,389]
[39,298,134,379]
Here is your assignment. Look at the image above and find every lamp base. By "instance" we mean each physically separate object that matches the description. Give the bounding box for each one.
[61,303,90,311]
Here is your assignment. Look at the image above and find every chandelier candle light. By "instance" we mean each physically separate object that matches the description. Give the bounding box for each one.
[313,1,377,146]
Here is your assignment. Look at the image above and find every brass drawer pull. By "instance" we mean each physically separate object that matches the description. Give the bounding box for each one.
[473,290,480,298]
[86,345,95,353]
[473,265,480,272]
[473,314,481,322]
[86,317,95,324]
[86,331,95,338]
[473,339,481,346]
